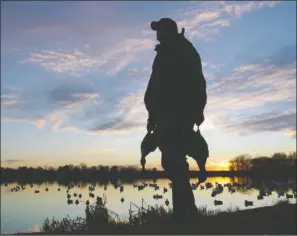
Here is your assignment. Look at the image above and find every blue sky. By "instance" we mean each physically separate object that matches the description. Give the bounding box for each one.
[1,1,296,170]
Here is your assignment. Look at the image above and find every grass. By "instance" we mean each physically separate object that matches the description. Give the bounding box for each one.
[34,198,296,235]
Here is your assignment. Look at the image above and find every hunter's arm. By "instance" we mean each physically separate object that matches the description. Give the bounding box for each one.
[144,57,158,124]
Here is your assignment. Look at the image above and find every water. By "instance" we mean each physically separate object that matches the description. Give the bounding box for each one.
[1,177,296,234]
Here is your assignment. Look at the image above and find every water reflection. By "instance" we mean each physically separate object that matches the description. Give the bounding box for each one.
[1,177,296,234]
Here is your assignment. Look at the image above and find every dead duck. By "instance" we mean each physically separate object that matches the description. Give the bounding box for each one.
[165,199,169,206]
[121,197,124,203]
[214,200,223,206]
[244,200,253,207]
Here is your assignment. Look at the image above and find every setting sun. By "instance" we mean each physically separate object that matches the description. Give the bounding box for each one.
[217,160,230,171]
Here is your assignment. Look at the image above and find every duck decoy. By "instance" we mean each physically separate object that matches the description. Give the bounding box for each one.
[214,200,223,206]
[67,199,73,205]
[244,200,253,207]
[286,193,293,199]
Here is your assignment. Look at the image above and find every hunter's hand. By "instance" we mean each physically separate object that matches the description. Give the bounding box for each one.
[146,121,156,133]
[196,114,205,127]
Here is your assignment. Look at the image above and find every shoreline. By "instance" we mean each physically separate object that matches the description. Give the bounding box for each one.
[2,170,296,183]
[9,202,296,235]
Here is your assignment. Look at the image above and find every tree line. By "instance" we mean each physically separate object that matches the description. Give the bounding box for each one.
[1,151,295,182]
[228,152,296,179]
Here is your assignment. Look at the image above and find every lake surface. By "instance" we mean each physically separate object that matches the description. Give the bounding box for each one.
[1,177,296,234]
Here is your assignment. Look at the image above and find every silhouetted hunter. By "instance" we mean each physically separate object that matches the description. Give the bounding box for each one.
[143,18,208,221]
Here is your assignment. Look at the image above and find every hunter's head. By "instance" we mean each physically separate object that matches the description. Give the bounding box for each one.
[151,18,179,43]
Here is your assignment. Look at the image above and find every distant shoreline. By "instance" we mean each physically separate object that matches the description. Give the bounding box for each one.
[2,151,295,183]
[1,170,296,184]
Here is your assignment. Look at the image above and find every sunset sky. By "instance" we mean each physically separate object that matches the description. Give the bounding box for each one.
[1,1,296,170]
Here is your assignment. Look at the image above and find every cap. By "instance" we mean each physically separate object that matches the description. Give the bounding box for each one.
[151,18,178,34]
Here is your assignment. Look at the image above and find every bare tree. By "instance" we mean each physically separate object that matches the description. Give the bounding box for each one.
[229,154,252,172]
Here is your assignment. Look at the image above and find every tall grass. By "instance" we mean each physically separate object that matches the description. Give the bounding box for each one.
[41,196,292,234]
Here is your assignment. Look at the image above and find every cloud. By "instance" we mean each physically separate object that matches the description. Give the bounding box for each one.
[22,38,154,76]
[177,1,278,40]
[12,1,279,78]
[83,147,117,155]
[1,159,25,164]
[8,57,293,138]
[1,82,100,132]
[1,88,24,108]
[204,56,296,137]
[222,110,296,137]
[88,89,147,134]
